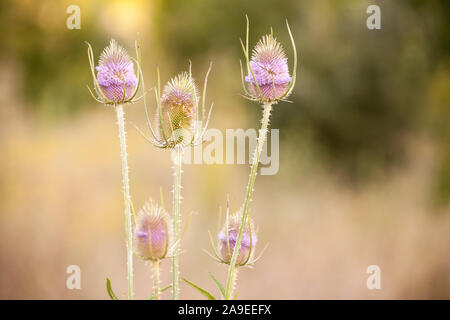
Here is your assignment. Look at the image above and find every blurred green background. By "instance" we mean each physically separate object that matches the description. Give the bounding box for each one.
[0,0,449,299]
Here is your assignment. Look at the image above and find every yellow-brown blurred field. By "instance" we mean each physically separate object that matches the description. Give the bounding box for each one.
[0,0,449,299]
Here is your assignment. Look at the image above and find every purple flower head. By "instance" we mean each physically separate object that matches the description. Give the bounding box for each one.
[217,213,257,266]
[95,39,138,103]
[245,35,292,102]
[133,200,170,261]
[156,72,198,147]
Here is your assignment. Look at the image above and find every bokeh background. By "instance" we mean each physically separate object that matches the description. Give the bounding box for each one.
[0,0,449,299]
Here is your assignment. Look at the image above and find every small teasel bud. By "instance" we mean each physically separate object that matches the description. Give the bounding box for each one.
[217,212,258,266]
[156,72,198,147]
[245,34,292,102]
[95,39,138,103]
[133,200,171,261]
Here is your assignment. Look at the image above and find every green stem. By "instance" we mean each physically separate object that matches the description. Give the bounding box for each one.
[172,145,183,299]
[227,267,239,300]
[224,103,272,300]
[152,260,161,300]
[116,105,134,300]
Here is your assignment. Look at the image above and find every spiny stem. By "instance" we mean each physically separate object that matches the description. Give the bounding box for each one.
[152,260,161,300]
[172,145,184,299]
[228,267,240,300]
[116,105,134,300]
[224,103,272,300]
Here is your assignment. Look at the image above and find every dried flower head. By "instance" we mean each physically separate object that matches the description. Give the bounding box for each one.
[216,212,258,266]
[86,39,141,105]
[245,35,291,101]
[133,200,171,261]
[155,72,199,147]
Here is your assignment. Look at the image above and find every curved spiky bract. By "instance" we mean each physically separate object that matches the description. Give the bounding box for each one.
[155,72,199,147]
[133,200,171,261]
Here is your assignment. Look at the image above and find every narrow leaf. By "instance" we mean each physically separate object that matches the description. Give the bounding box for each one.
[146,284,172,300]
[106,278,119,300]
[182,278,216,300]
[208,272,225,298]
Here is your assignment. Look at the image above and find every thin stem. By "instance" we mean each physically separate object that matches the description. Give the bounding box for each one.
[172,145,184,300]
[227,267,239,300]
[152,260,161,300]
[224,103,272,300]
[116,105,134,300]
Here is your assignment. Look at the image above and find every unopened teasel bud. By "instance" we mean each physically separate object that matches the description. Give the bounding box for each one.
[217,214,257,266]
[133,200,170,261]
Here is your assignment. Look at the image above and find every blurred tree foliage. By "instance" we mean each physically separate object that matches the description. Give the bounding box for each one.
[0,0,103,117]
[410,0,450,204]
[155,0,450,202]
[1,0,449,203]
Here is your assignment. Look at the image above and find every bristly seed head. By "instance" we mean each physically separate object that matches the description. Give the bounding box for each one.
[156,72,198,147]
[133,200,171,261]
[217,212,258,266]
[95,39,138,103]
[245,35,292,102]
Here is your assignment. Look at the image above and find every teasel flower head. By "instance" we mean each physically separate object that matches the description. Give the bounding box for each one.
[85,39,142,106]
[134,62,214,149]
[218,212,257,266]
[133,200,171,261]
[245,35,291,101]
[240,16,297,104]
[207,202,266,268]
[155,72,198,147]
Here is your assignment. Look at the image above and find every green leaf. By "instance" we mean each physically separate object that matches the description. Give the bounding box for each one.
[146,284,173,300]
[106,278,119,300]
[208,272,225,298]
[182,278,216,300]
